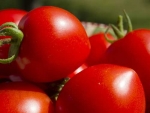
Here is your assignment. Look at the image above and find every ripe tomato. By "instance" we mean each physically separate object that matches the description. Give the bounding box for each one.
[0,36,21,76]
[0,75,10,83]
[85,32,115,66]
[0,9,27,26]
[55,64,145,113]
[0,9,27,76]
[68,63,88,78]
[100,29,150,112]
[0,82,54,113]
[16,6,90,82]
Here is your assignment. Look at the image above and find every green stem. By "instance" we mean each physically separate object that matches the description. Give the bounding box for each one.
[117,15,124,34]
[49,77,70,101]
[0,38,11,46]
[0,55,15,64]
[110,24,124,39]
[123,10,133,32]
[105,15,125,42]
[0,26,23,64]
[104,26,116,43]
[0,22,18,30]
[104,10,132,43]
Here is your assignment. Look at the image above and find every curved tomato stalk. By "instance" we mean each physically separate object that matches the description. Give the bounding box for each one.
[111,15,125,38]
[104,15,125,43]
[112,10,133,36]
[105,10,132,43]
[0,22,18,29]
[0,22,23,64]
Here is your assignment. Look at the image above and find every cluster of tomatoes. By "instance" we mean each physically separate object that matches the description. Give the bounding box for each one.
[0,6,149,113]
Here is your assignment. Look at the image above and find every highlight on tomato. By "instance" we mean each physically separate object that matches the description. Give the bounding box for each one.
[0,6,91,83]
[99,11,150,112]
[0,82,54,113]
[55,64,145,113]
[68,63,88,78]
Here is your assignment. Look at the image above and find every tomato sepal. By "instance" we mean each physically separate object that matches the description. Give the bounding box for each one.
[0,22,23,64]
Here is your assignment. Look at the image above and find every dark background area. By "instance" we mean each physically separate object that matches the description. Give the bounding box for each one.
[0,0,150,29]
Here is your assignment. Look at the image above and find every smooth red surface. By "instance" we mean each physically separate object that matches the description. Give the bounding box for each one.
[55,64,145,113]
[68,63,88,78]
[0,82,54,113]
[0,9,27,76]
[0,8,27,25]
[17,6,91,82]
[100,29,150,112]
[86,33,115,66]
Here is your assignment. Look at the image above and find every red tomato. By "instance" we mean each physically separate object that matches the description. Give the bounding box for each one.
[68,63,88,78]
[85,32,115,66]
[0,36,21,76]
[8,74,24,82]
[55,64,145,113]
[100,29,150,112]
[16,6,90,82]
[0,82,54,113]
[0,9,27,26]
[0,75,10,83]
[0,9,27,76]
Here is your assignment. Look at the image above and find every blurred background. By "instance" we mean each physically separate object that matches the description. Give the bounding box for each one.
[0,0,150,29]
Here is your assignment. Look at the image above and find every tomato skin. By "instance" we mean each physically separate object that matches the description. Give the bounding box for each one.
[0,82,54,113]
[68,63,88,78]
[0,75,10,83]
[100,29,150,112]
[0,9,27,76]
[55,64,145,113]
[17,6,90,82]
[85,33,115,66]
[0,37,11,75]
[0,9,27,25]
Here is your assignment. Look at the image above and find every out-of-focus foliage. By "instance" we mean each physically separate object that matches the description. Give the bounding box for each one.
[0,0,150,29]
[0,0,21,9]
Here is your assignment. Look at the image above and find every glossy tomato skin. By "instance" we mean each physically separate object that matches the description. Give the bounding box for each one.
[17,6,91,82]
[0,8,27,25]
[68,63,88,78]
[0,82,54,113]
[86,33,115,66]
[0,9,27,76]
[55,64,145,113]
[0,37,22,76]
[100,29,150,112]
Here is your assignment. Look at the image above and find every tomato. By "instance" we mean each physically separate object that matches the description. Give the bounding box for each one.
[85,32,115,66]
[100,29,150,112]
[0,75,10,83]
[0,9,27,76]
[0,82,54,113]
[0,36,11,75]
[8,74,24,82]
[55,64,145,113]
[98,13,150,112]
[0,9,27,26]
[15,6,90,82]
[68,63,88,78]
[0,36,21,76]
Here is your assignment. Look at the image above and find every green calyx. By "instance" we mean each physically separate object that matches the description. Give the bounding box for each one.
[105,10,133,43]
[0,22,24,64]
[47,77,70,102]
[0,22,18,29]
